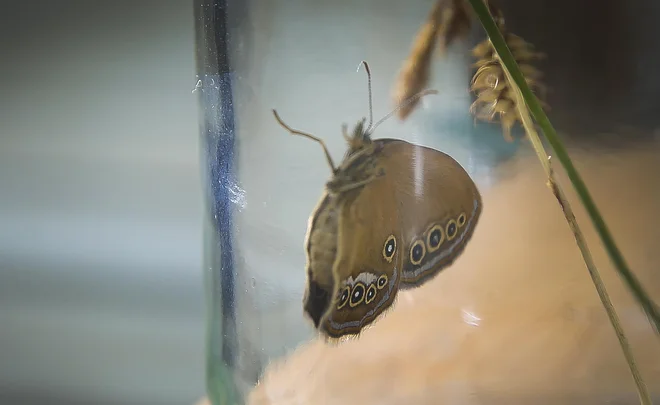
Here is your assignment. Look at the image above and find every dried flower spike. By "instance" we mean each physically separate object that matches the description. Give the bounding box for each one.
[469,13,548,142]
[392,0,473,120]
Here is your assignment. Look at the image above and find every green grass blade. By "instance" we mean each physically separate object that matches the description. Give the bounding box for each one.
[465,0,660,333]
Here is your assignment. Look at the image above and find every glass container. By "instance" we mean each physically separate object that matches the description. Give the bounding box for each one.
[195,0,660,404]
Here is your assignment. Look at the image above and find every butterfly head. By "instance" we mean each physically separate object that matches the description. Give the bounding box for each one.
[342,118,373,156]
[326,137,384,196]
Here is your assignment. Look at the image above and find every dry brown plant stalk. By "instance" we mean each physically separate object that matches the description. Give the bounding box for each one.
[392,0,473,119]
[494,56,653,405]
[465,7,652,405]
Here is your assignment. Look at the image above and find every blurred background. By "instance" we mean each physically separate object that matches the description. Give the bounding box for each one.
[0,2,203,405]
[1,0,659,405]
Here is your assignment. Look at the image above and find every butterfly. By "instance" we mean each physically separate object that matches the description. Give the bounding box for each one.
[273,61,482,339]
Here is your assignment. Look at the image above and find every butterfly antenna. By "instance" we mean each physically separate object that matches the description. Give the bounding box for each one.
[370,89,439,134]
[357,60,374,132]
[272,109,337,173]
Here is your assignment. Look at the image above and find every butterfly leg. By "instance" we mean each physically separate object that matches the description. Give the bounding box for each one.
[341,124,350,143]
[330,168,386,194]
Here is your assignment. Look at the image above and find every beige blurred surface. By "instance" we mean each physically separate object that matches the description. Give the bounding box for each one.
[231,139,660,405]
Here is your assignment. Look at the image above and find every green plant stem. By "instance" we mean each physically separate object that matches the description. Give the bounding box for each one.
[466,0,660,334]
[500,61,652,405]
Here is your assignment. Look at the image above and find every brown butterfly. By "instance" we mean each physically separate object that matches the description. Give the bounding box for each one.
[273,62,482,339]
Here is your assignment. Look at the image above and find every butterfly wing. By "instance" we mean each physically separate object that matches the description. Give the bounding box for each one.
[301,192,341,331]
[318,176,403,338]
[378,139,483,289]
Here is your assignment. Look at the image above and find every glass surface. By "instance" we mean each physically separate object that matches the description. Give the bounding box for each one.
[195,1,660,404]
